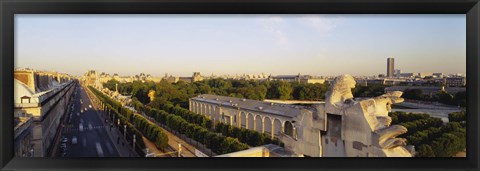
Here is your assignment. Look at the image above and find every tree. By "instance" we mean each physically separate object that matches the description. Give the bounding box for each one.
[448,111,466,123]
[266,81,293,100]
[416,144,435,157]
[454,91,466,107]
[402,89,424,100]
[437,91,454,105]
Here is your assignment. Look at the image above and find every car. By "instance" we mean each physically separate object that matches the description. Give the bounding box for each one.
[72,137,77,145]
[79,123,84,132]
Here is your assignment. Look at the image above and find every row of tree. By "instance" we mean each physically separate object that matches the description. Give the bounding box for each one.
[388,111,466,157]
[402,89,466,107]
[215,122,284,147]
[104,78,331,109]
[132,114,169,150]
[140,106,249,154]
[448,111,466,122]
[398,117,444,137]
[416,124,466,157]
[88,86,168,151]
[146,99,212,128]
[132,97,284,153]
[390,111,431,125]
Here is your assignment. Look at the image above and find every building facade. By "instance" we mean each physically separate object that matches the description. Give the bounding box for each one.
[14,113,34,157]
[444,77,466,87]
[14,69,76,157]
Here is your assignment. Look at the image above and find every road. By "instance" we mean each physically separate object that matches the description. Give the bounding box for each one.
[55,84,120,157]
[392,102,462,123]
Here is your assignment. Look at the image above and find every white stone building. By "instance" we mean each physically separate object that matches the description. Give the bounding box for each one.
[190,74,414,157]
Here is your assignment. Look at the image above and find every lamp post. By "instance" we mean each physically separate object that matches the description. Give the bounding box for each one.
[124,125,127,138]
[133,134,136,149]
[178,143,182,157]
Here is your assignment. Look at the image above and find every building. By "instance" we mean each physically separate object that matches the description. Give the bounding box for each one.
[356,78,404,86]
[269,74,326,84]
[14,69,76,157]
[433,73,444,78]
[14,113,34,157]
[166,72,204,83]
[417,73,433,78]
[190,75,414,157]
[385,86,466,96]
[243,74,269,81]
[82,70,100,88]
[394,69,401,77]
[398,73,414,78]
[444,77,466,87]
[387,58,395,78]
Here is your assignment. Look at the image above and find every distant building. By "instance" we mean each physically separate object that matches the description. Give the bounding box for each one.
[83,70,99,88]
[241,73,270,81]
[385,86,466,95]
[400,73,415,78]
[269,74,325,84]
[394,69,401,77]
[14,69,75,157]
[433,73,444,78]
[417,73,433,78]
[169,72,204,83]
[163,74,179,83]
[358,78,403,86]
[387,58,395,78]
[444,77,466,87]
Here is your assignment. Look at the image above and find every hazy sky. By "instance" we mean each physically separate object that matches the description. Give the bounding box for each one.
[15,14,466,77]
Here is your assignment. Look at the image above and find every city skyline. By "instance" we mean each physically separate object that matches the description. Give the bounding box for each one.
[16,14,466,77]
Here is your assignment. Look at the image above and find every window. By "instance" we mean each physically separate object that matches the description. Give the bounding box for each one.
[284,121,294,137]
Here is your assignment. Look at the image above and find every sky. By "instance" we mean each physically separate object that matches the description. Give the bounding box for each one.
[15,14,466,77]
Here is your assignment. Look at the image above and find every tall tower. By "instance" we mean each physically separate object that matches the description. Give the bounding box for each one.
[387,58,395,78]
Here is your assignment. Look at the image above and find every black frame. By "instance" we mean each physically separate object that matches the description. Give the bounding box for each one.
[1,0,479,170]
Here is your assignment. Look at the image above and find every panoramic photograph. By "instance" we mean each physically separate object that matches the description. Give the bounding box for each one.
[14,14,466,157]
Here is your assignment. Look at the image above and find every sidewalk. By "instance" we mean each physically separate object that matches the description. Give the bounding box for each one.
[143,137,175,157]
[140,113,207,157]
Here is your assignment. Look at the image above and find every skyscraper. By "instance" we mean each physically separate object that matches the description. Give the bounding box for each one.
[387,58,395,78]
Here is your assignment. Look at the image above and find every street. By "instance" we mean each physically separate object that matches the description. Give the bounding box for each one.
[55,84,120,157]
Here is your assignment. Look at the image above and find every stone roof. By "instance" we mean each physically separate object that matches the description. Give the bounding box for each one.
[14,79,38,104]
[191,94,313,118]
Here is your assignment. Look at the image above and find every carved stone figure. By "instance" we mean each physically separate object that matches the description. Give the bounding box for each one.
[324,74,414,157]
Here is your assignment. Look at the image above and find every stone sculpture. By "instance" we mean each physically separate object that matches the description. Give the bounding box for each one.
[324,74,414,157]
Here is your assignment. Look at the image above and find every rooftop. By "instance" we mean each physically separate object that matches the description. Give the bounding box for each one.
[191,94,314,118]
